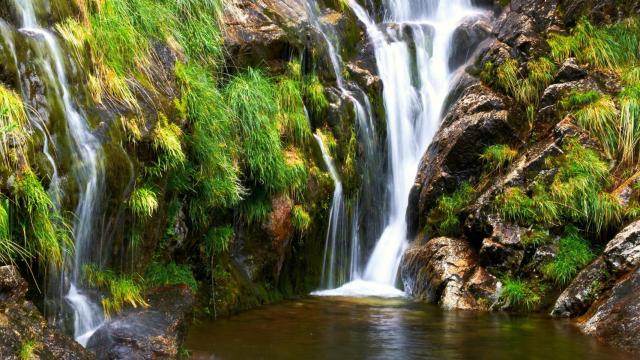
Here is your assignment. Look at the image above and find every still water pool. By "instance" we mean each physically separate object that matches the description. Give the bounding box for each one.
[186,296,629,359]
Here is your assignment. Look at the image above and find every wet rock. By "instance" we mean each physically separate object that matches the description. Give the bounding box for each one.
[87,285,193,360]
[551,259,608,318]
[602,219,640,274]
[580,267,640,354]
[555,58,587,82]
[407,81,517,238]
[479,215,524,274]
[266,194,294,275]
[0,266,93,359]
[401,236,497,310]
[551,220,640,319]
[222,0,308,69]
[449,16,493,70]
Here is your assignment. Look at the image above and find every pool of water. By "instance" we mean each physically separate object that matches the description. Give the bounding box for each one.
[185,296,629,359]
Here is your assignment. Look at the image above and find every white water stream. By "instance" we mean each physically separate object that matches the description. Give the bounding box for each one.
[11,0,104,345]
[314,0,482,297]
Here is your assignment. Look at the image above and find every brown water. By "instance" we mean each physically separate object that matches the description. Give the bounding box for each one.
[186,297,629,360]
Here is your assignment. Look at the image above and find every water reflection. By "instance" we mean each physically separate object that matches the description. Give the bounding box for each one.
[186,297,629,360]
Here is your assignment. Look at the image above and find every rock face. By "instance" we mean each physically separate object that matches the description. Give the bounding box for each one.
[222,0,308,69]
[400,236,498,310]
[0,266,93,359]
[580,267,640,354]
[407,80,517,238]
[86,285,193,360]
[552,220,640,318]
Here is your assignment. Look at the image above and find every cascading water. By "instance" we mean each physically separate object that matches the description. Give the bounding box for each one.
[315,0,482,296]
[7,0,105,345]
[304,0,385,289]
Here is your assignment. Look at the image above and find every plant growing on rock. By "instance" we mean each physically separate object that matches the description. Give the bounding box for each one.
[481,144,518,172]
[84,264,148,318]
[292,205,312,233]
[427,182,474,237]
[542,227,594,285]
[499,278,542,311]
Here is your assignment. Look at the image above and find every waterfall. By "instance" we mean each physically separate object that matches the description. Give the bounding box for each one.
[8,0,105,345]
[304,0,385,289]
[314,0,481,296]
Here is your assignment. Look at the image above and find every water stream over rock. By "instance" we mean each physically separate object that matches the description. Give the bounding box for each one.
[314,0,483,296]
[7,0,105,346]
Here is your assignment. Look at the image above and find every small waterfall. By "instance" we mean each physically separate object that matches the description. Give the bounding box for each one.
[304,1,385,289]
[8,0,105,345]
[315,0,481,296]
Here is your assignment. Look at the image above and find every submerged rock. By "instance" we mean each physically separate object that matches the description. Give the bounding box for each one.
[86,285,193,360]
[400,236,497,310]
[0,266,93,359]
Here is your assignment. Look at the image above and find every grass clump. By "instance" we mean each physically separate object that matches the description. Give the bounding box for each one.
[548,17,640,69]
[542,227,595,285]
[84,264,148,318]
[205,225,234,256]
[0,85,29,169]
[18,339,40,360]
[128,185,159,219]
[494,141,621,234]
[489,57,555,105]
[150,114,186,174]
[14,170,71,268]
[145,261,198,292]
[292,205,311,233]
[226,69,291,194]
[176,63,243,224]
[304,74,329,115]
[427,182,474,237]
[499,278,541,310]
[481,144,518,172]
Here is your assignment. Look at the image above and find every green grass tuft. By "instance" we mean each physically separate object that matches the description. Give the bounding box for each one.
[481,144,518,172]
[542,227,594,285]
[427,182,474,237]
[145,261,198,292]
[500,278,541,310]
[128,185,159,219]
[292,205,311,233]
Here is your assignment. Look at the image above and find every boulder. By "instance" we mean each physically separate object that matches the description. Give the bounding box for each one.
[551,220,640,318]
[551,258,607,318]
[478,215,524,274]
[401,236,497,310]
[222,0,308,69]
[449,15,493,70]
[580,267,640,354]
[86,285,193,360]
[0,266,93,359]
[407,80,518,238]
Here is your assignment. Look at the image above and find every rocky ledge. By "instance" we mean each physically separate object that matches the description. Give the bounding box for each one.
[87,285,194,360]
[0,266,93,359]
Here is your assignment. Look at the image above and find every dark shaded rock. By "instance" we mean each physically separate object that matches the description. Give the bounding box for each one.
[479,215,524,274]
[558,0,640,26]
[401,236,497,310]
[222,0,308,70]
[555,58,587,82]
[407,81,518,238]
[0,266,93,359]
[551,259,608,318]
[449,16,492,70]
[580,267,640,354]
[551,220,640,319]
[86,285,193,360]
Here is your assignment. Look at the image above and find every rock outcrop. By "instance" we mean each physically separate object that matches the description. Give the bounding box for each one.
[0,266,93,359]
[87,285,193,360]
[401,236,498,310]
